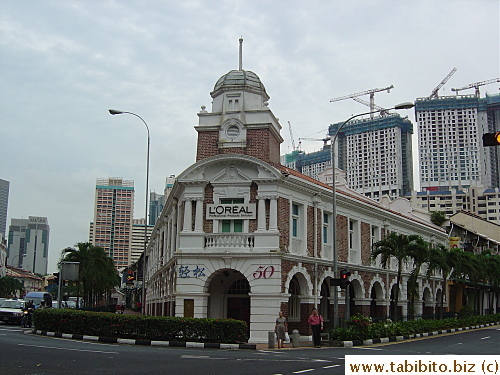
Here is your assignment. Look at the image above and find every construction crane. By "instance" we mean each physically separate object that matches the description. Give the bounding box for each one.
[429,67,457,98]
[451,78,500,97]
[330,85,394,119]
[288,121,298,151]
[351,97,390,116]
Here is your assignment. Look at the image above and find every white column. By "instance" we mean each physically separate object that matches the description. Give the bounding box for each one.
[257,196,266,231]
[182,198,192,232]
[269,196,278,231]
[194,198,203,232]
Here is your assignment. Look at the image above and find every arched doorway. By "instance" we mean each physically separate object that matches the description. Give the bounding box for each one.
[370,282,384,320]
[319,280,330,321]
[207,269,250,333]
[389,284,401,320]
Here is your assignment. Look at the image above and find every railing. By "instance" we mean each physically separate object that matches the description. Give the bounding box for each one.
[204,234,255,249]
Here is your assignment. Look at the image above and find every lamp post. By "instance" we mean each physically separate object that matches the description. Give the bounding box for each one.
[329,102,414,328]
[108,109,150,315]
[9,253,25,268]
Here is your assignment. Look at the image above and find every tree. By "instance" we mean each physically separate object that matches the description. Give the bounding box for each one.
[0,276,23,297]
[430,211,447,227]
[61,242,120,308]
[406,236,430,319]
[426,244,456,319]
[371,232,422,321]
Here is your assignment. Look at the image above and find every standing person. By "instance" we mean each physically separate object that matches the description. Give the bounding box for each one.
[274,311,288,349]
[308,308,324,348]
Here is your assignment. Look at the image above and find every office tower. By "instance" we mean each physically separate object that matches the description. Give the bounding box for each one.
[415,93,500,191]
[7,216,49,275]
[329,114,414,200]
[130,218,154,264]
[164,175,176,199]
[91,178,134,269]
[0,179,9,239]
[149,192,164,226]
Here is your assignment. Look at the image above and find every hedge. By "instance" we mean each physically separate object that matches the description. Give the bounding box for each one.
[33,309,248,343]
[328,313,500,341]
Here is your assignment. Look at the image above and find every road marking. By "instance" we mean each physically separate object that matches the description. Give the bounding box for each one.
[293,370,315,374]
[480,336,490,340]
[354,347,383,350]
[18,343,118,354]
[323,365,341,369]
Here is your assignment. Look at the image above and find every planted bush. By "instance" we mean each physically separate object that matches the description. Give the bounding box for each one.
[33,309,248,343]
[329,313,500,341]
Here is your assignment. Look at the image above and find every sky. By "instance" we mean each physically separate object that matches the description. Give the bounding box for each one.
[1,0,499,274]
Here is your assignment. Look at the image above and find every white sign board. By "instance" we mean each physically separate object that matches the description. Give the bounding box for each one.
[206,203,256,219]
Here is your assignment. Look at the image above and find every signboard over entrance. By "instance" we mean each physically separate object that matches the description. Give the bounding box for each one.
[206,203,256,219]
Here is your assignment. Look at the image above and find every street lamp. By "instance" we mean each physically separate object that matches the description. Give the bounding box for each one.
[108,109,150,315]
[329,102,414,328]
[9,253,26,268]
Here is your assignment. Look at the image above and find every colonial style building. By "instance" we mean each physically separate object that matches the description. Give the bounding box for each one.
[143,54,448,343]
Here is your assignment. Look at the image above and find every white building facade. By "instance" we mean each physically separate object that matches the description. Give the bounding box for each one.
[144,64,448,344]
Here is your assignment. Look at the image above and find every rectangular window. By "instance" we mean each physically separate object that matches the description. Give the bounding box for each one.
[220,198,244,233]
[292,204,299,237]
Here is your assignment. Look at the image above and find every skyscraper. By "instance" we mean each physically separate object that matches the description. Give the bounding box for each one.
[7,216,49,275]
[90,178,134,269]
[0,179,9,239]
[329,113,414,200]
[415,93,500,191]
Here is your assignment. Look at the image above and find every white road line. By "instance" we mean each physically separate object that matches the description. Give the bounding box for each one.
[323,365,341,369]
[480,336,490,340]
[293,370,315,374]
[18,343,118,354]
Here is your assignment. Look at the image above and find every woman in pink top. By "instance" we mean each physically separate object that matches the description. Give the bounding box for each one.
[307,308,324,348]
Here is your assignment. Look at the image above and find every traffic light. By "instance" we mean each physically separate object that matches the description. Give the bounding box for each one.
[340,269,351,289]
[483,132,500,146]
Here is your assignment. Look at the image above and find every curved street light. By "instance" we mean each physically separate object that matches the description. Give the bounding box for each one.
[108,109,150,315]
[330,102,414,328]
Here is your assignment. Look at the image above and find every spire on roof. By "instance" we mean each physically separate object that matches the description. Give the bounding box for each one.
[239,37,243,71]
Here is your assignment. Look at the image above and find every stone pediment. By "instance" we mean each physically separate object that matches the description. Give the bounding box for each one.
[210,164,252,185]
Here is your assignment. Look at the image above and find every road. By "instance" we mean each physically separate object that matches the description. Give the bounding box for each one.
[0,324,498,375]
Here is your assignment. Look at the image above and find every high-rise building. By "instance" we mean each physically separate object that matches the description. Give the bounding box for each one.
[7,216,49,275]
[130,218,154,264]
[284,114,414,201]
[0,179,9,239]
[149,192,164,226]
[90,178,134,269]
[415,93,500,191]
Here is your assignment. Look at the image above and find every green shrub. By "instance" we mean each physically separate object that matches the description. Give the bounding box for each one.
[33,309,248,343]
[328,313,500,341]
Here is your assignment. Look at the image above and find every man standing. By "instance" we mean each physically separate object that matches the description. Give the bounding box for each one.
[308,308,323,348]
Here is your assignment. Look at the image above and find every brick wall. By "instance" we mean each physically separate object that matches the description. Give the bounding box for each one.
[203,184,214,233]
[307,206,314,257]
[337,215,348,262]
[278,197,290,252]
[361,221,371,266]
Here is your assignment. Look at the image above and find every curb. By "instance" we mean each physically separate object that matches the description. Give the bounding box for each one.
[334,322,500,347]
[31,330,256,350]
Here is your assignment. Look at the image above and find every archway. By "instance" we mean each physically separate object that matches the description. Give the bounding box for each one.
[370,282,384,320]
[207,269,250,332]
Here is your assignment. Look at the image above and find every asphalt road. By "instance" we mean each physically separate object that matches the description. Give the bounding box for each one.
[0,324,498,375]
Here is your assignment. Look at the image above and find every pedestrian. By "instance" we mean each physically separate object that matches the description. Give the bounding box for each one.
[274,311,288,349]
[308,308,324,348]
[120,304,125,314]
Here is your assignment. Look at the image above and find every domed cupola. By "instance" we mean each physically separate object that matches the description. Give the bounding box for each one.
[211,69,270,101]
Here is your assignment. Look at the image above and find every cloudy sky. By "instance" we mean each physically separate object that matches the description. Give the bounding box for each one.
[1,0,498,273]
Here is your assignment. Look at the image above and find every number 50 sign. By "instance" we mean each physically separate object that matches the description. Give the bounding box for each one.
[253,266,275,279]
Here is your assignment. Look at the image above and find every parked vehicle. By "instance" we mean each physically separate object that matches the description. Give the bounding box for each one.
[0,299,28,324]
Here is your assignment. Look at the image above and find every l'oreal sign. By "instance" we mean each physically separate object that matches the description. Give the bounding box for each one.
[206,203,256,219]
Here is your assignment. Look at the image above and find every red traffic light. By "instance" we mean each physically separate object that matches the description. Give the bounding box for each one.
[483,132,500,146]
[340,270,351,279]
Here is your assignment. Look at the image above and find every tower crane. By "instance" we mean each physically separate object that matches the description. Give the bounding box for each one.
[429,67,457,98]
[451,78,500,97]
[330,85,394,119]
[351,97,390,116]
[288,121,298,151]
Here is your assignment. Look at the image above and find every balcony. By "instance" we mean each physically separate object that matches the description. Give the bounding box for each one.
[204,234,255,249]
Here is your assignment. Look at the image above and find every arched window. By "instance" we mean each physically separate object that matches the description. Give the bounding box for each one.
[288,276,301,320]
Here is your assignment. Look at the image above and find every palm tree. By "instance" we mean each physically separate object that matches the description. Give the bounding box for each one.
[406,236,430,319]
[426,243,455,319]
[474,249,500,314]
[61,242,120,308]
[371,232,422,321]
[0,276,23,297]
